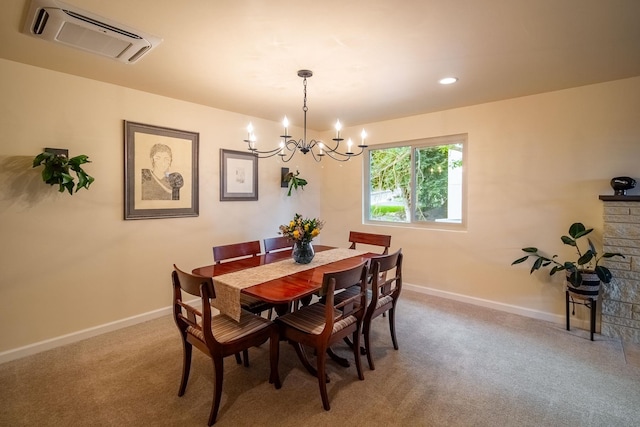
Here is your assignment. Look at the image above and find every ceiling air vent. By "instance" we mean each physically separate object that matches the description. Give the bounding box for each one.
[22,0,162,64]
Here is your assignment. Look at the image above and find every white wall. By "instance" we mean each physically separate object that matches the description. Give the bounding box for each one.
[0,58,321,355]
[320,76,640,320]
[2,56,640,358]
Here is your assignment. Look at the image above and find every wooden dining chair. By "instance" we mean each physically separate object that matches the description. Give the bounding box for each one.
[263,236,292,253]
[212,240,274,318]
[362,249,403,370]
[275,261,368,411]
[172,265,281,426]
[213,240,262,264]
[348,231,392,255]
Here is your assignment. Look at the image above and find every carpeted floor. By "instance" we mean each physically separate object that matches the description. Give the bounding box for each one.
[1,291,639,426]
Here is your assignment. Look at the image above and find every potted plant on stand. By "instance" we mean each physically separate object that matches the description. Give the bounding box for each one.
[512,222,625,340]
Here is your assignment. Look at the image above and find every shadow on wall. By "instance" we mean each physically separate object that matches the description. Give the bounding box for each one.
[0,155,56,207]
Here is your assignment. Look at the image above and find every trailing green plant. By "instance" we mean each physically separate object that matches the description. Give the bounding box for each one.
[512,222,625,286]
[283,170,307,196]
[33,151,95,195]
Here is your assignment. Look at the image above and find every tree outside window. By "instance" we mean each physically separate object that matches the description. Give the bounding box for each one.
[366,135,465,227]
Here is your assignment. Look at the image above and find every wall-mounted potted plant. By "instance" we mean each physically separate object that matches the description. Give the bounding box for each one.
[283,169,307,196]
[33,150,95,195]
[512,222,625,300]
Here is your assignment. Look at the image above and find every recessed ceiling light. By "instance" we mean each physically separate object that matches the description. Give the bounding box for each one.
[439,77,458,85]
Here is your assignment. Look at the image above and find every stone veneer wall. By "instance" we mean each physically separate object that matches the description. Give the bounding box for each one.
[600,197,640,343]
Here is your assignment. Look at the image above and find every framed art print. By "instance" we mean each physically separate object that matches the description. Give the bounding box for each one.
[124,121,199,219]
[220,149,258,201]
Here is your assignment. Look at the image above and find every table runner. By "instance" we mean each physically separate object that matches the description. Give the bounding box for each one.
[213,248,368,321]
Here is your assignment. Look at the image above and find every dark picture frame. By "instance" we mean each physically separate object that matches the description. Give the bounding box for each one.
[124,121,199,219]
[220,149,258,201]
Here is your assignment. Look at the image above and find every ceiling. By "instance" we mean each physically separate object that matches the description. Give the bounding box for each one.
[2,0,640,131]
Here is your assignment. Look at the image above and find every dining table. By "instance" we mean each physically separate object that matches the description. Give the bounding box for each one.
[192,244,376,370]
[192,245,374,314]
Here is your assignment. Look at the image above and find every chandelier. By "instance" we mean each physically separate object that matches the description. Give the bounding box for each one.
[243,70,367,162]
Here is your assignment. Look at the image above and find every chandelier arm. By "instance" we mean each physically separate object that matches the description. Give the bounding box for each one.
[318,149,353,162]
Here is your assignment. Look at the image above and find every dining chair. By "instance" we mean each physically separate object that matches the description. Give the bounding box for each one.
[171,265,281,426]
[275,261,368,411]
[263,236,293,253]
[333,249,403,369]
[362,249,403,370]
[213,240,262,264]
[348,231,392,255]
[212,240,274,318]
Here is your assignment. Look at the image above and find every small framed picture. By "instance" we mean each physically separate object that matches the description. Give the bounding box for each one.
[220,149,258,201]
[124,121,199,219]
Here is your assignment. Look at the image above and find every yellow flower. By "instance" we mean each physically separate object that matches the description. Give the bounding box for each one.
[311,228,320,237]
[293,230,300,239]
[304,224,310,232]
[289,221,295,228]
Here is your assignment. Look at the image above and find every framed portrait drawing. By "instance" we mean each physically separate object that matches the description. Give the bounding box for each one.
[124,121,199,219]
[220,149,258,201]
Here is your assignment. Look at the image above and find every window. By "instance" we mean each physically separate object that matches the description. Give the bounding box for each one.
[364,134,466,228]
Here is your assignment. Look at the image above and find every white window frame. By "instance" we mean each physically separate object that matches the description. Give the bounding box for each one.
[363,133,467,230]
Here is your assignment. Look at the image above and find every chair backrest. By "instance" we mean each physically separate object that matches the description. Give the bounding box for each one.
[213,240,261,264]
[264,236,292,253]
[172,264,218,346]
[369,249,403,311]
[348,231,391,254]
[320,261,368,337]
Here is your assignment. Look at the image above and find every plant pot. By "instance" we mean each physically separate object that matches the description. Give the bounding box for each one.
[292,241,315,264]
[566,271,601,301]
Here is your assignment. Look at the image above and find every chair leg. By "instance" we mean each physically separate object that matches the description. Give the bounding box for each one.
[178,340,192,396]
[234,353,242,365]
[316,346,330,411]
[208,356,224,426]
[363,320,375,371]
[388,307,399,350]
[352,327,365,381]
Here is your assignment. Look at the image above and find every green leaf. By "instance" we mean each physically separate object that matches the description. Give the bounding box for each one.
[530,257,543,274]
[577,251,594,266]
[568,222,586,238]
[522,247,538,253]
[595,266,613,283]
[561,236,576,246]
[511,256,529,265]
[602,252,625,259]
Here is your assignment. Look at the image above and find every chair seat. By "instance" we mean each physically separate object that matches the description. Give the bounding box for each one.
[335,286,393,310]
[277,303,357,335]
[189,310,273,343]
[240,294,272,312]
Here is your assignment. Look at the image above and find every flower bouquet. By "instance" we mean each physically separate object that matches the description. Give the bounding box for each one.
[279,213,324,263]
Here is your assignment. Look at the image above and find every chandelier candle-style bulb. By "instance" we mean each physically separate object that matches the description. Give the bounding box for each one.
[334,120,343,141]
[242,69,368,162]
[245,122,254,143]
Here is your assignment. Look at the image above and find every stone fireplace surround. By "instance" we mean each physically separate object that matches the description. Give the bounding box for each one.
[599,195,640,343]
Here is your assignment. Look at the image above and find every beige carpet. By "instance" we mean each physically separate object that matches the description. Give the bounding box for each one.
[1,291,639,426]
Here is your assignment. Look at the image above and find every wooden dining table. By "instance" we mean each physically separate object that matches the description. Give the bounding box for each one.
[192,245,376,370]
[192,245,375,313]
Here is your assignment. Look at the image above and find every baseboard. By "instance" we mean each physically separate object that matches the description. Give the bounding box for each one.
[1,304,175,365]
[403,282,583,326]
[1,286,587,365]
